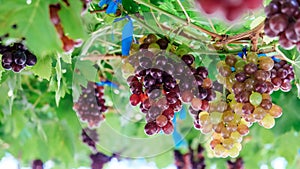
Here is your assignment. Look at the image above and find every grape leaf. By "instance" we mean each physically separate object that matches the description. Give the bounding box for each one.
[31,56,53,80]
[59,0,87,40]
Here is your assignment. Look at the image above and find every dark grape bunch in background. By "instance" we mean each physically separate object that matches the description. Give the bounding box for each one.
[264,0,300,51]
[0,41,37,73]
[271,59,295,92]
[174,144,205,169]
[126,34,216,136]
[73,82,108,128]
[90,152,112,169]
[82,128,99,150]
[227,158,244,169]
[195,0,263,21]
[32,159,44,169]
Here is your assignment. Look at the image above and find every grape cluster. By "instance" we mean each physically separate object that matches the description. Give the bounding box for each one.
[201,52,289,157]
[174,144,205,169]
[271,59,294,92]
[227,158,244,169]
[82,128,99,149]
[195,0,263,21]
[264,0,300,51]
[49,4,82,52]
[73,82,108,128]
[126,34,215,135]
[32,159,43,169]
[0,42,37,72]
[90,152,112,169]
[192,101,245,158]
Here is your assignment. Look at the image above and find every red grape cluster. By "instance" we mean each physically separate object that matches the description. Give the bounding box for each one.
[264,0,300,50]
[49,4,82,52]
[82,128,99,150]
[0,42,37,72]
[271,59,295,92]
[73,82,108,128]
[195,0,263,21]
[90,152,112,169]
[126,34,215,135]
[227,158,244,169]
[32,159,43,169]
[174,144,205,169]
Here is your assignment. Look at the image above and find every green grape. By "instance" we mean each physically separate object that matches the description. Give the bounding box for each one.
[258,57,274,71]
[221,126,231,139]
[234,59,247,72]
[228,146,239,158]
[233,103,243,116]
[260,113,275,129]
[214,144,227,157]
[246,52,259,64]
[201,123,213,134]
[233,142,242,151]
[210,112,223,124]
[223,110,235,122]
[227,122,238,132]
[232,113,242,124]
[231,131,242,143]
[249,92,263,106]
[148,43,161,54]
[222,138,234,149]
[253,106,266,121]
[199,112,210,126]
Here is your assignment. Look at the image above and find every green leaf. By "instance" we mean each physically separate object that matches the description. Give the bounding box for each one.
[59,1,87,39]
[275,130,300,164]
[123,0,139,14]
[31,56,53,80]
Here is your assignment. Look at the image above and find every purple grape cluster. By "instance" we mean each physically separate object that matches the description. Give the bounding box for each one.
[227,158,244,169]
[32,159,43,169]
[264,0,300,51]
[73,82,108,128]
[90,152,112,169]
[81,128,99,149]
[174,144,206,169]
[126,34,216,135]
[271,59,295,92]
[0,42,37,72]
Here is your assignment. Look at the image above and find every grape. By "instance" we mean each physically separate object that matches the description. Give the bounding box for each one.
[269,104,283,118]
[32,159,43,169]
[162,121,174,134]
[235,60,247,72]
[181,90,194,103]
[144,121,159,135]
[235,72,247,82]
[223,110,234,122]
[222,138,234,149]
[156,38,169,49]
[181,54,195,65]
[156,114,168,127]
[242,103,254,114]
[295,19,300,36]
[260,99,272,110]
[249,92,262,106]
[210,112,223,124]
[218,64,232,77]
[244,63,258,74]
[13,50,27,65]
[191,97,202,111]
[265,2,280,17]
[225,55,237,66]
[202,78,213,89]
[139,57,152,69]
[90,152,112,169]
[25,51,37,66]
[2,51,13,64]
[232,82,244,95]
[254,70,268,82]
[231,131,242,143]
[129,93,141,106]
[12,63,25,73]
[285,24,298,43]
[237,124,249,136]
[269,13,288,33]
[73,82,107,128]
[279,33,295,49]
[264,20,279,37]
[196,0,221,14]
[82,128,98,149]
[260,114,275,129]
[281,0,299,17]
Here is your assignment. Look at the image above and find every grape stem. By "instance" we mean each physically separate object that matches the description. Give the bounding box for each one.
[133,0,223,40]
[81,54,125,61]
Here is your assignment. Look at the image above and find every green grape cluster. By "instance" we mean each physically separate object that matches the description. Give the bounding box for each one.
[195,52,287,158]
